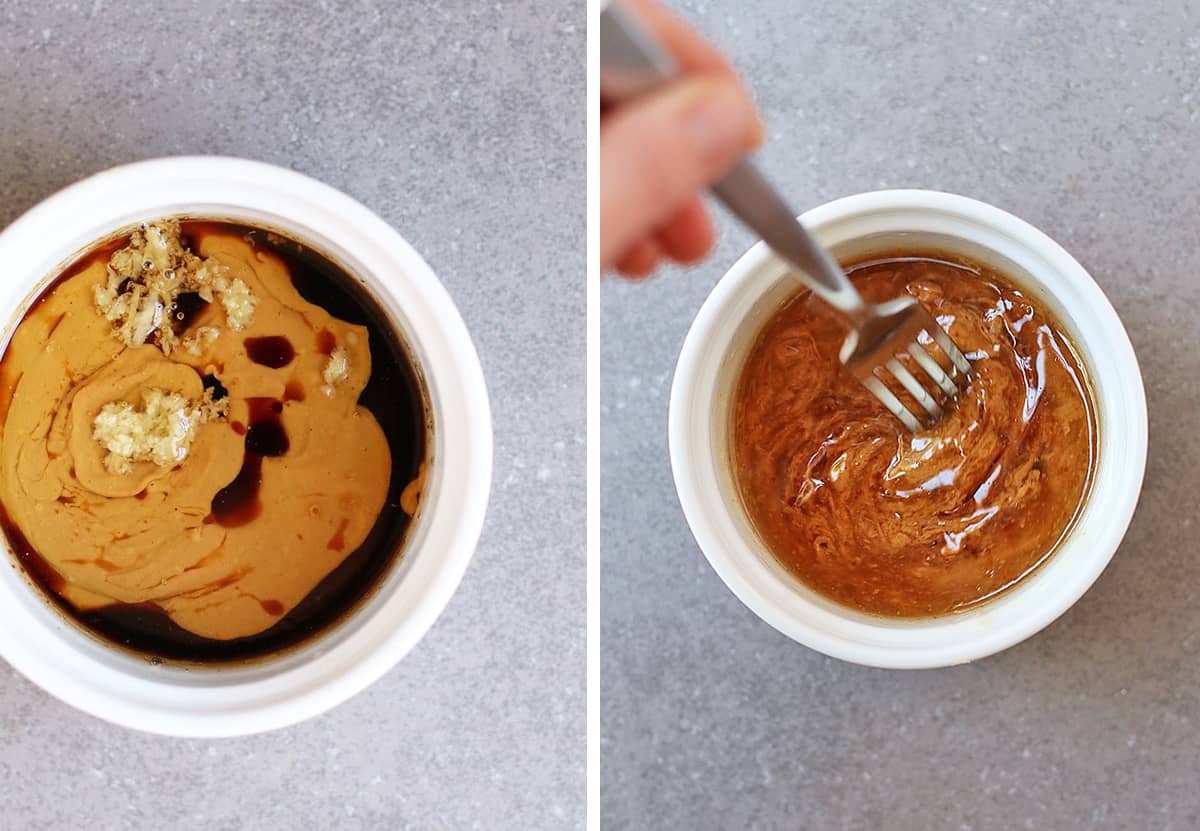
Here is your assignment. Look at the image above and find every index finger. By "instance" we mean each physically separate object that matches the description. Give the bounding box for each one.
[619,0,734,77]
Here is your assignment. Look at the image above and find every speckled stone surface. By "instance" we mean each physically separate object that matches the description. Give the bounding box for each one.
[0,1,583,829]
[602,1,1198,828]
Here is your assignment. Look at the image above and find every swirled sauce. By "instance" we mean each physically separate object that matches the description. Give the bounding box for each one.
[0,222,428,661]
[731,253,1096,617]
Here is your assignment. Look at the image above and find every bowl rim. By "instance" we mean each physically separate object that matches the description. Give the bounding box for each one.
[669,188,1147,669]
[0,156,493,734]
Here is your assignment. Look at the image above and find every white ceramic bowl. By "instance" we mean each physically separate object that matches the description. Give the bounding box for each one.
[0,157,492,735]
[670,189,1146,669]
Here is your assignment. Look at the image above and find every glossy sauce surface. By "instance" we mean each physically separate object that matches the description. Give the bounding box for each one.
[731,253,1096,617]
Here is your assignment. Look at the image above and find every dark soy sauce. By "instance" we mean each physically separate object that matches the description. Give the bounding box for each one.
[244,336,295,368]
[1,221,429,664]
[171,292,208,333]
[210,399,288,528]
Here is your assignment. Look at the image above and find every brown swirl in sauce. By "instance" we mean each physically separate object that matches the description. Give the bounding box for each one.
[731,253,1096,617]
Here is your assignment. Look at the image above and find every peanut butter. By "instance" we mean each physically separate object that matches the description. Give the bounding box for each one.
[0,225,407,643]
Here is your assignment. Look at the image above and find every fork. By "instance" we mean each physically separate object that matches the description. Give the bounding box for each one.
[600,3,973,432]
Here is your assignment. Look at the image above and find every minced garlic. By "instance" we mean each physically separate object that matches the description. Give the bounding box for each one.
[92,387,228,475]
[94,221,256,353]
[321,347,349,396]
[218,277,256,331]
[181,326,221,356]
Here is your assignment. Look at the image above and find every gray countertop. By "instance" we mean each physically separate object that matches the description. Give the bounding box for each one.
[0,1,583,829]
[602,1,1198,828]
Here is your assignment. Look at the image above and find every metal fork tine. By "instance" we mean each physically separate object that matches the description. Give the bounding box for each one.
[907,341,958,398]
[862,374,923,433]
[886,358,943,420]
[930,325,973,378]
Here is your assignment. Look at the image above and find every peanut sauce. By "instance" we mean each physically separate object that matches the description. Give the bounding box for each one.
[732,253,1096,617]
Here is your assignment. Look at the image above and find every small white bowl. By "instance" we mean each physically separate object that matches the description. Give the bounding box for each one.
[0,157,493,735]
[670,189,1146,669]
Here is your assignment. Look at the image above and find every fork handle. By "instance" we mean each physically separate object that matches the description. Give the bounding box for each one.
[599,2,868,318]
[711,165,866,316]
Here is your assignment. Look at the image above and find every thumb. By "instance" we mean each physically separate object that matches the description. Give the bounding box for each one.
[600,76,762,270]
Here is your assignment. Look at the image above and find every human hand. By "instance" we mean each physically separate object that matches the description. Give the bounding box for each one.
[600,0,763,276]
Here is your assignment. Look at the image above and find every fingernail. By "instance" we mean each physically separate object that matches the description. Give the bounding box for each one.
[682,80,759,168]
